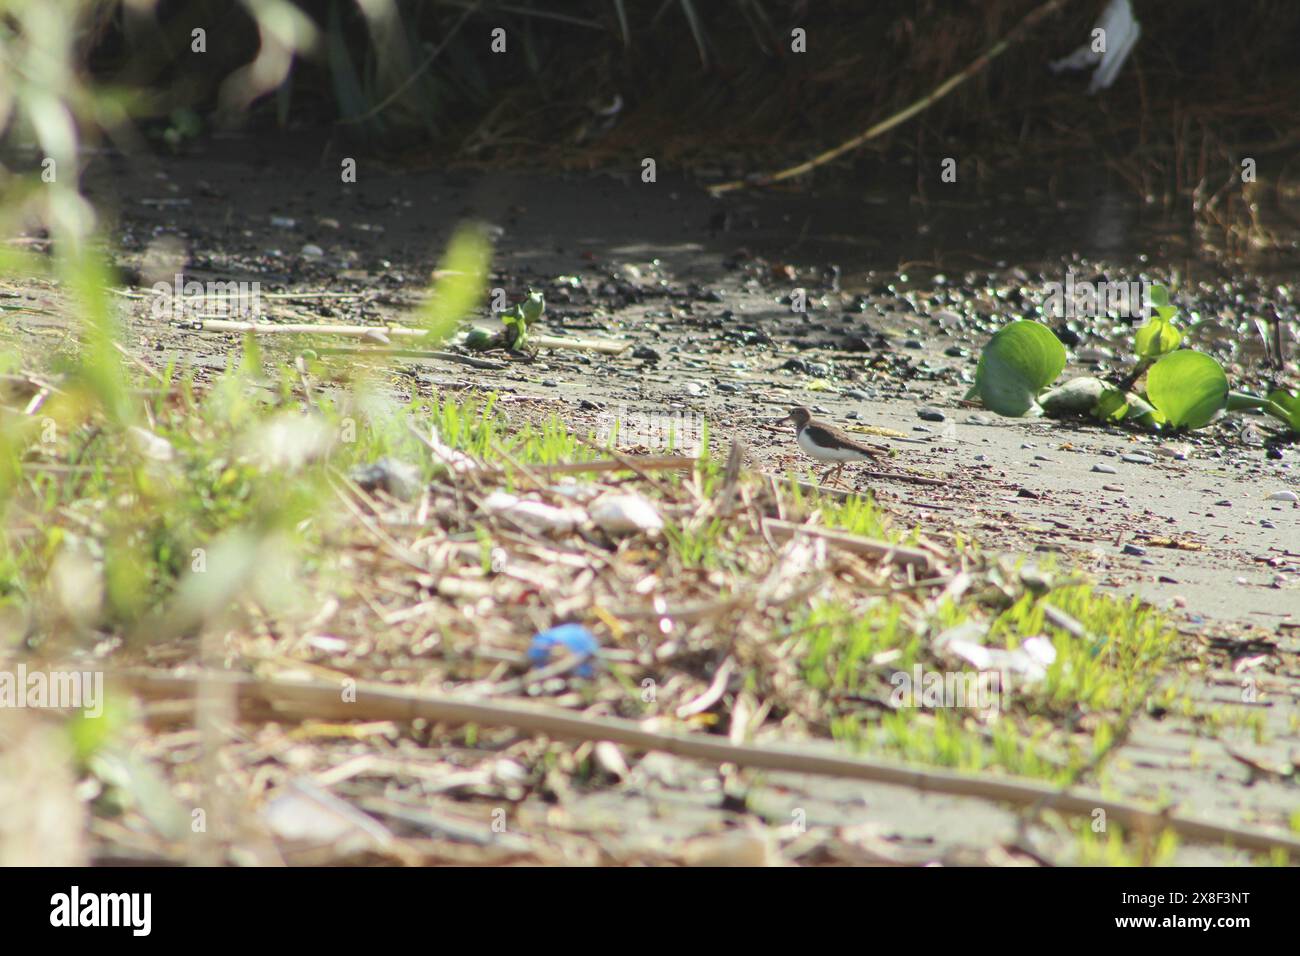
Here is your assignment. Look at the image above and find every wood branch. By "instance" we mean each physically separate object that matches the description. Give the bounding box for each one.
[464,455,700,479]
[530,334,629,354]
[113,669,1300,858]
[763,519,935,571]
[191,318,438,338]
[313,347,509,370]
[710,0,1072,194]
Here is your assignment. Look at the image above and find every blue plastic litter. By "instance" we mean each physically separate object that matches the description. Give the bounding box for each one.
[528,624,599,677]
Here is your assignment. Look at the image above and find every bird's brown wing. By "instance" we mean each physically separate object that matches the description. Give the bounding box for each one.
[804,423,885,458]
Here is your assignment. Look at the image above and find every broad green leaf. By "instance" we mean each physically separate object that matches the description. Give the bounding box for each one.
[970,320,1066,417]
[1093,385,1129,422]
[1148,284,1170,307]
[1134,316,1181,358]
[1146,350,1229,429]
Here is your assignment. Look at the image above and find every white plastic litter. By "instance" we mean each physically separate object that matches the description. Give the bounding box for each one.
[127,426,175,462]
[589,492,664,534]
[1049,0,1140,94]
[427,428,478,474]
[940,634,1058,683]
[482,491,585,534]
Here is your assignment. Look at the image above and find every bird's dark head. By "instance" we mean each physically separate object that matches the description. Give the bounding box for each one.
[785,406,813,428]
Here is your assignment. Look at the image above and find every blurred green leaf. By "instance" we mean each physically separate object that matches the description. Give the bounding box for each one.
[418,225,491,340]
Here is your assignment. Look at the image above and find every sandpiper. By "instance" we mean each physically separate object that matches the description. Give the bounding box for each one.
[782,406,884,486]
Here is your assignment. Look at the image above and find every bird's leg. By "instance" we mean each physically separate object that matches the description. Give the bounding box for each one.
[830,463,845,487]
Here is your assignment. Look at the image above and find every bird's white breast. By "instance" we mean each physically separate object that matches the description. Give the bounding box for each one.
[798,428,869,462]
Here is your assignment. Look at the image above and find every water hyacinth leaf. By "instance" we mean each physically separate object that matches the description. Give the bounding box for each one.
[1226,391,1271,412]
[1093,384,1130,422]
[1265,388,1300,432]
[1146,350,1229,429]
[1134,314,1181,358]
[970,320,1066,417]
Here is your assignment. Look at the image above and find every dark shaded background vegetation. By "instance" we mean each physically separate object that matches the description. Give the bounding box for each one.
[76,1,1299,185]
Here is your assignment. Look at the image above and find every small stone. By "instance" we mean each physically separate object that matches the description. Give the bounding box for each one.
[1092,463,1117,474]
[974,454,988,462]
[632,345,661,361]
[1214,499,1232,507]
[1075,346,1114,363]
[917,406,946,422]
[542,379,559,387]
[1122,544,1146,556]
[1158,575,1179,584]
[1033,455,1054,462]
[1267,490,1298,502]
[1017,488,1040,499]
[1261,519,1277,529]
[1154,444,1190,460]
[1121,453,1154,465]
[1020,442,1035,449]
[967,414,993,425]
[300,243,324,259]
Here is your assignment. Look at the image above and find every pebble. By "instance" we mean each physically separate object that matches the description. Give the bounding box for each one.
[1017,488,1040,499]
[1121,453,1154,465]
[1122,544,1146,556]
[903,339,924,349]
[1261,519,1276,529]
[1154,443,1191,460]
[1267,490,1298,502]
[1158,575,1179,584]
[1214,499,1232,507]
[1020,442,1035,449]
[974,454,988,462]
[917,406,946,422]
[1092,463,1118,474]
[967,414,993,425]
[844,388,875,400]
[632,345,661,361]
[300,243,324,259]
[541,379,558,387]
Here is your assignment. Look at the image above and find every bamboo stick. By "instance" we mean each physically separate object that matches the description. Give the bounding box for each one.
[113,669,1300,858]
